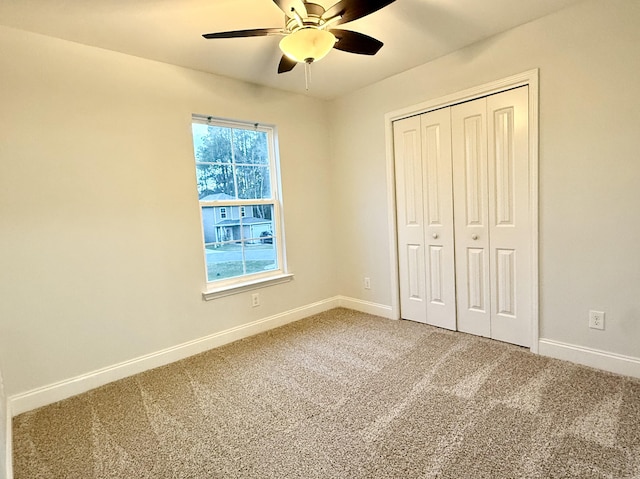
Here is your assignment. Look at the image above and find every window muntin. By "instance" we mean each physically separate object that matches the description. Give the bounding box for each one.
[192,117,284,286]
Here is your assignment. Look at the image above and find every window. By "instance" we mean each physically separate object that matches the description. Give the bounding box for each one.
[191,116,289,295]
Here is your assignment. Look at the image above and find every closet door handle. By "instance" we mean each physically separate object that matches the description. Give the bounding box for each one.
[471,234,479,240]
[432,233,439,239]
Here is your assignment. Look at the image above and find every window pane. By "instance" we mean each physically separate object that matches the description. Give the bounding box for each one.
[193,125,233,163]
[201,207,216,244]
[196,164,235,199]
[204,239,277,281]
[244,204,276,275]
[242,204,274,241]
[202,204,276,281]
[202,206,235,244]
[236,165,271,200]
[245,239,277,274]
[205,241,244,282]
[233,129,269,165]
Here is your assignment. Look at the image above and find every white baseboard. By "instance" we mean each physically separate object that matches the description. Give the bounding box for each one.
[9,297,346,417]
[538,338,640,379]
[336,296,396,319]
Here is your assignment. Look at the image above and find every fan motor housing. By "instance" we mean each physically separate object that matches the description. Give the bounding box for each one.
[302,3,325,18]
[285,2,327,31]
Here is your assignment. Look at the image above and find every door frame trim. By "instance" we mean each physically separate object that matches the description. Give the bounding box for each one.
[384,69,539,352]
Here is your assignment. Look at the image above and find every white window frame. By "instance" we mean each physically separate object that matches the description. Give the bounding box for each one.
[191,115,292,300]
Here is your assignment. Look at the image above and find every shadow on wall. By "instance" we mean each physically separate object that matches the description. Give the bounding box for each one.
[393,0,498,61]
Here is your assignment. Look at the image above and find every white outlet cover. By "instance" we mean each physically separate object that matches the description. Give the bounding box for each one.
[589,310,605,330]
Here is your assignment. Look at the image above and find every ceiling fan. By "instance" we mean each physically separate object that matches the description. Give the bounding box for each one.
[202,0,396,74]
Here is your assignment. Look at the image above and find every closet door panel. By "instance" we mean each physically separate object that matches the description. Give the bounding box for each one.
[488,86,531,347]
[394,116,428,323]
[452,98,491,338]
[422,108,456,330]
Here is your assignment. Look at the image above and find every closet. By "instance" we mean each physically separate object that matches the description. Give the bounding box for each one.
[394,86,532,347]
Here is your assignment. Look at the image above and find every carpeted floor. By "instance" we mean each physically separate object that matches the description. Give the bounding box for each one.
[12,308,640,478]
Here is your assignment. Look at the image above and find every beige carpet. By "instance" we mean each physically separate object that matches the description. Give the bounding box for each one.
[13,308,640,478]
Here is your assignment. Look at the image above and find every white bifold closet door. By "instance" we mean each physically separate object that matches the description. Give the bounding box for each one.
[453,87,531,346]
[393,108,456,330]
[394,86,531,347]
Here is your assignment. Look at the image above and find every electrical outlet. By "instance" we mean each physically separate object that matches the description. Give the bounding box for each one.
[251,293,260,308]
[363,277,371,290]
[589,310,605,330]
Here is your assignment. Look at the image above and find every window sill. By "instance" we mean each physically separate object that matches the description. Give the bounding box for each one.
[202,273,294,301]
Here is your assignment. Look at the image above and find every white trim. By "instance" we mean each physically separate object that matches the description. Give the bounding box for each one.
[9,297,340,416]
[384,69,540,350]
[384,70,538,123]
[0,364,10,479]
[384,120,402,321]
[3,405,10,479]
[528,72,540,354]
[192,114,275,133]
[336,296,395,319]
[539,338,640,379]
[202,273,294,300]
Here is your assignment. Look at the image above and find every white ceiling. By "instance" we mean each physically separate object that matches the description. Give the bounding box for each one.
[0,0,583,99]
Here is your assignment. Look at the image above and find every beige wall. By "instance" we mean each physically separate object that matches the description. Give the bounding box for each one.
[0,26,336,397]
[329,0,640,358]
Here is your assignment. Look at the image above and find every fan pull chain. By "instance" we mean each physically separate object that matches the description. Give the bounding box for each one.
[305,61,311,91]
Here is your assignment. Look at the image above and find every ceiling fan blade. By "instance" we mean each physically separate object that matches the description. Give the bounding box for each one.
[278,55,298,74]
[331,29,383,55]
[323,0,396,26]
[273,0,308,18]
[203,28,283,39]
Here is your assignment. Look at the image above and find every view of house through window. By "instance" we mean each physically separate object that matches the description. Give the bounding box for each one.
[191,116,284,284]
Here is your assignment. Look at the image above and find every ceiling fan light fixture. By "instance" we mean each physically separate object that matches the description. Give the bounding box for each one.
[279,27,336,63]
